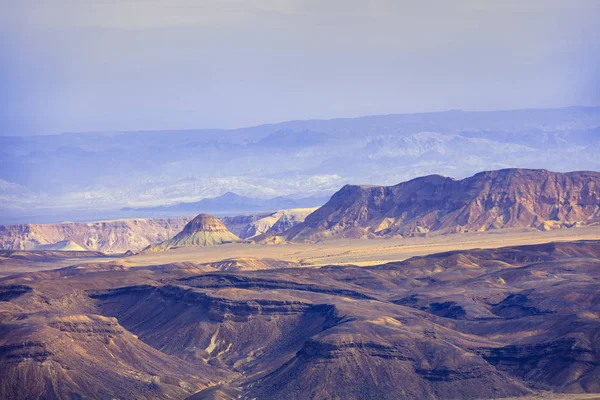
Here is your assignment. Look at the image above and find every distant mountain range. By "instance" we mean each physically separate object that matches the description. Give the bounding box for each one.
[276,169,600,242]
[0,217,193,254]
[121,192,328,215]
[0,208,316,253]
[2,106,600,223]
[2,168,600,252]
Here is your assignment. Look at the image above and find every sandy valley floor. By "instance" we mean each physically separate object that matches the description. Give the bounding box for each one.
[123,225,600,267]
[3,225,600,277]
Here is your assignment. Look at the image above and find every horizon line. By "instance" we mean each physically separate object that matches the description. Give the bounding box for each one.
[3,104,599,138]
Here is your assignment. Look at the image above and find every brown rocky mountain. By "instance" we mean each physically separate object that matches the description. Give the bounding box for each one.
[144,214,242,252]
[0,217,193,253]
[1,240,599,399]
[280,169,600,242]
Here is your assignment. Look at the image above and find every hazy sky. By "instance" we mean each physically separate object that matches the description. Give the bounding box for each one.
[2,0,599,135]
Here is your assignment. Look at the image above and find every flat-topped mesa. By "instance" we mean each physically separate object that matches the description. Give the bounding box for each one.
[279,168,600,242]
[144,213,242,251]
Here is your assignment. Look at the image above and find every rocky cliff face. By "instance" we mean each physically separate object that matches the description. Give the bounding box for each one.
[283,169,600,241]
[0,217,193,253]
[221,208,317,239]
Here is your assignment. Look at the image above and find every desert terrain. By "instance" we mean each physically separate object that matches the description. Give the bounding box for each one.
[2,225,600,277]
[2,237,600,399]
[4,2,600,397]
[127,225,600,268]
[1,168,600,399]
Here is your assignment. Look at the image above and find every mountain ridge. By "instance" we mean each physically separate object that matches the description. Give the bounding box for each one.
[278,168,600,242]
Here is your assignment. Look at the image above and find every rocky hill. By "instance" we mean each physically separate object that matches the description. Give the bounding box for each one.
[145,214,242,252]
[0,217,193,254]
[281,169,600,241]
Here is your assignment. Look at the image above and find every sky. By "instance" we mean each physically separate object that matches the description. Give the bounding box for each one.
[1,0,600,136]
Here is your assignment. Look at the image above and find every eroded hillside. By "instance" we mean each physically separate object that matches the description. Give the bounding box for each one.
[1,240,599,399]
